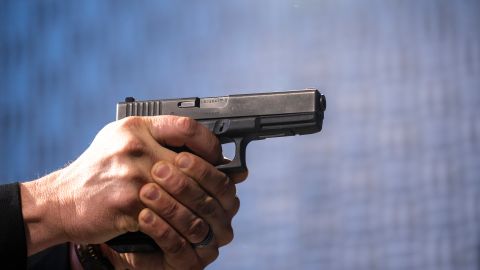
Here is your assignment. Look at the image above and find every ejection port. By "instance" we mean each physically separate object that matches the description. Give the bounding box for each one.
[178,98,200,108]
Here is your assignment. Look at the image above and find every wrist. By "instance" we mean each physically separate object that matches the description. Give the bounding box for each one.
[20,171,68,255]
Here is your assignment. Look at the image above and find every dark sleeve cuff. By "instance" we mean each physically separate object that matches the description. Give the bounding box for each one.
[0,182,27,269]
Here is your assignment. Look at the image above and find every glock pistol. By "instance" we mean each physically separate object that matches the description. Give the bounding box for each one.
[107,88,326,252]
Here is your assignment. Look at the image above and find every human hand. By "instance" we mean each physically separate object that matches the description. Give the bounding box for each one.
[21,115,245,267]
[99,152,247,269]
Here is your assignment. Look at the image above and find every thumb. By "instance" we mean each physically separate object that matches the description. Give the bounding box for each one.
[144,116,223,165]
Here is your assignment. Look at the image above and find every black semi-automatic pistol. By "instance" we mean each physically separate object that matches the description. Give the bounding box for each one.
[107,88,326,252]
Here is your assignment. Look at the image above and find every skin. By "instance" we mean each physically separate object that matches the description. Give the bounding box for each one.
[20,115,247,269]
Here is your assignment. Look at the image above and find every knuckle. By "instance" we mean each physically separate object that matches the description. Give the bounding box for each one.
[203,248,220,266]
[165,238,188,254]
[168,174,189,196]
[161,200,180,220]
[153,226,172,243]
[119,168,144,184]
[234,196,240,212]
[176,117,197,137]
[195,196,217,217]
[196,162,211,182]
[186,218,207,240]
[121,138,146,157]
[212,248,220,261]
[192,192,208,206]
[120,116,144,130]
[221,224,234,245]
[114,124,146,155]
[213,175,230,197]
[228,196,241,218]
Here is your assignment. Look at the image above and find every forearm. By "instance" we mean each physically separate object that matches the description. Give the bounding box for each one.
[20,171,68,256]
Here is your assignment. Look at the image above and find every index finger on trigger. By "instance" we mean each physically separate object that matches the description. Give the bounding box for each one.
[145,116,223,165]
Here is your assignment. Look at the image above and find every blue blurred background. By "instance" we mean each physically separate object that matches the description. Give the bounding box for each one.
[1,0,479,269]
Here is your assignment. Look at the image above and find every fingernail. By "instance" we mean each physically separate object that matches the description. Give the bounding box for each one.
[177,155,191,169]
[154,163,170,179]
[142,210,154,224]
[144,185,160,201]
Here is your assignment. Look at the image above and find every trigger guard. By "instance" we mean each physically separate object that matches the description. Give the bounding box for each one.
[217,137,251,174]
